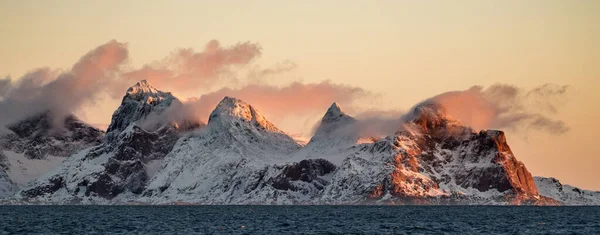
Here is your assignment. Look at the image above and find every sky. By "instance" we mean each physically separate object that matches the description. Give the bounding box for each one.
[0,0,599,189]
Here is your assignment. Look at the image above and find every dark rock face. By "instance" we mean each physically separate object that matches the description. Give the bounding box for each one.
[21,125,182,200]
[112,126,179,162]
[89,126,179,199]
[482,131,537,195]
[1,112,104,159]
[270,159,336,191]
[20,175,65,198]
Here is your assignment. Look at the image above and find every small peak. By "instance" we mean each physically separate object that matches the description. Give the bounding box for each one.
[218,96,245,108]
[485,130,505,139]
[310,102,356,141]
[409,102,456,124]
[412,102,448,120]
[329,102,342,113]
[138,79,150,86]
[321,102,350,124]
[208,96,282,133]
[126,80,159,95]
[408,102,463,135]
[107,80,177,135]
[211,96,252,119]
[208,96,255,124]
[121,80,173,105]
[484,130,507,145]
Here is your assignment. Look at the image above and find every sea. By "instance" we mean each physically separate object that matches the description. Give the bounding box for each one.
[1,206,599,234]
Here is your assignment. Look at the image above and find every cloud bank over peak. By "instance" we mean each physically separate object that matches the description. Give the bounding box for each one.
[123,40,263,93]
[422,84,569,134]
[0,39,569,139]
[0,40,129,130]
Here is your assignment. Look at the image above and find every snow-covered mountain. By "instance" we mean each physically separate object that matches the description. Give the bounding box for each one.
[1,112,104,160]
[140,97,318,204]
[0,112,104,198]
[310,103,553,205]
[8,80,596,205]
[535,177,600,205]
[16,80,201,203]
[140,100,556,205]
[295,103,361,165]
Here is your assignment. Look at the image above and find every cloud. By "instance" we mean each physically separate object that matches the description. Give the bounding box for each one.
[0,40,129,129]
[0,39,570,139]
[352,110,406,138]
[1,39,370,136]
[124,40,262,92]
[0,76,11,98]
[318,83,571,140]
[168,81,369,125]
[422,83,570,134]
[246,60,298,84]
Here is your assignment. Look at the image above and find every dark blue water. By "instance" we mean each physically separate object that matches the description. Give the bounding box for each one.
[1,206,599,234]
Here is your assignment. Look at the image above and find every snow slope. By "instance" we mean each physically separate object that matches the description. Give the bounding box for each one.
[0,152,17,198]
[535,177,600,205]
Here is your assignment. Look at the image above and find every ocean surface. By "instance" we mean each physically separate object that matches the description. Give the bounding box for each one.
[1,206,599,234]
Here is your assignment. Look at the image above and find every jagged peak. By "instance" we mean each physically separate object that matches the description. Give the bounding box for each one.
[124,80,173,102]
[407,102,463,134]
[327,102,342,114]
[485,130,505,141]
[310,102,358,143]
[106,81,178,135]
[321,102,355,125]
[210,96,253,121]
[411,102,450,121]
[127,80,156,94]
[208,96,280,132]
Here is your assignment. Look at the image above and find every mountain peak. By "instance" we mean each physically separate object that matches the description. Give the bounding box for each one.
[412,102,449,120]
[125,80,165,98]
[309,102,358,145]
[321,102,352,124]
[328,102,342,113]
[205,96,301,153]
[408,102,463,134]
[211,96,252,121]
[106,81,178,135]
[208,96,280,133]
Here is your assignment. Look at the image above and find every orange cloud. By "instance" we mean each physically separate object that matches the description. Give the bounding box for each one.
[171,81,368,125]
[424,84,569,134]
[124,40,262,92]
[0,40,129,129]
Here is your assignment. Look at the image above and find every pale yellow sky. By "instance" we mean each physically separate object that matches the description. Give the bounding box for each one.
[1,0,599,189]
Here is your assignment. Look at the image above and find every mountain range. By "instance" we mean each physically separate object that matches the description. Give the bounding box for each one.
[1,80,597,205]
